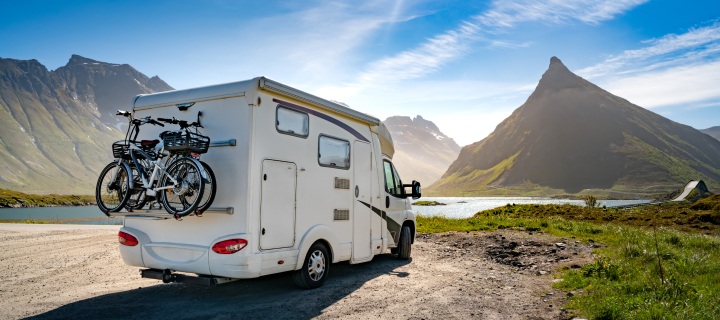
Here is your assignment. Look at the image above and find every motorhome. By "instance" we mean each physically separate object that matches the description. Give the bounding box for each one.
[113,77,421,288]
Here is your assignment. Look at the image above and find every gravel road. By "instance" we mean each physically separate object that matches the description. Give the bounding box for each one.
[0,224,595,319]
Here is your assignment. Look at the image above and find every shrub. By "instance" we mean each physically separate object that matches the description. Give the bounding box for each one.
[584,195,599,207]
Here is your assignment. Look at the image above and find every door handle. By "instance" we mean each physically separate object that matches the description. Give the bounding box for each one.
[262,228,266,235]
[386,196,389,209]
[355,185,359,197]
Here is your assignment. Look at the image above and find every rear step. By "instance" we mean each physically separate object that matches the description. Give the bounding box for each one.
[140,269,238,286]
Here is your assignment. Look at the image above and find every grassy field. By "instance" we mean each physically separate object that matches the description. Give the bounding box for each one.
[0,188,95,207]
[416,197,720,319]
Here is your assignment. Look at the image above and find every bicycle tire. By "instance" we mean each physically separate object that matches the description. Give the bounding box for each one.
[160,157,205,217]
[125,166,148,210]
[196,161,217,213]
[96,161,132,213]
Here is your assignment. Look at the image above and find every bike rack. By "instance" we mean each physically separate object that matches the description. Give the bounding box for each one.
[209,139,236,147]
[110,207,234,219]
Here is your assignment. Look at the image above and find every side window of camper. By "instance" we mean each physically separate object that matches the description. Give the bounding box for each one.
[276,105,309,138]
[318,135,350,169]
[383,160,404,197]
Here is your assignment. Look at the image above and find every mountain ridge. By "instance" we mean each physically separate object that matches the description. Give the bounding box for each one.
[0,55,173,194]
[428,57,720,196]
[385,115,460,186]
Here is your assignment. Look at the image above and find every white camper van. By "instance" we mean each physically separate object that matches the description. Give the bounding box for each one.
[112,77,421,289]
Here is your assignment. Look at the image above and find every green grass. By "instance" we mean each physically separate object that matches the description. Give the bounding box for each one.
[416,202,720,319]
[412,201,445,206]
[0,188,94,206]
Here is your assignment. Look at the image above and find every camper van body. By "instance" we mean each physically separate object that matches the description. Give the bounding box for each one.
[114,77,416,282]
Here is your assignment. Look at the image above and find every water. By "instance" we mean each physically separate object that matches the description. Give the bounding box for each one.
[412,197,651,219]
[0,197,652,223]
[0,206,118,225]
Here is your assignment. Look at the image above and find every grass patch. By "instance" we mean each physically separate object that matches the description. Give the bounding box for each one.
[412,201,446,206]
[0,188,94,207]
[417,203,720,319]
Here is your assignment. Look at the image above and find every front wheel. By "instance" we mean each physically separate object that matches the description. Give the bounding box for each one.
[293,242,330,289]
[95,161,132,213]
[396,226,412,260]
[159,158,205,217]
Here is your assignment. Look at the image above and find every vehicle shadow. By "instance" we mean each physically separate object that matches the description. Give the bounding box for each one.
[28,254,412,320]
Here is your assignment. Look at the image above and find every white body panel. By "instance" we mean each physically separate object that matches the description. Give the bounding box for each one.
[118,77,416,279]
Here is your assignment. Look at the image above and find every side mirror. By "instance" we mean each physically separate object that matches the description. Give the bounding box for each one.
[402,180,421,200]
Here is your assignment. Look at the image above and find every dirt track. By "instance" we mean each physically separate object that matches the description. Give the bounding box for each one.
[0,224,595,319]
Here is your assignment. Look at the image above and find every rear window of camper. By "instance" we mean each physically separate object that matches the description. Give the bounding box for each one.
[318,135,350,169]
[276,105,309,138]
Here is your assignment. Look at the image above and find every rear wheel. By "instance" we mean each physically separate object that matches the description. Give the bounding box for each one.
[160,158,205,217]
[396,226,412,260]
[96,162,131,213]
[293,242,330,289]
[125,166,148,210]
[196,161,217,213]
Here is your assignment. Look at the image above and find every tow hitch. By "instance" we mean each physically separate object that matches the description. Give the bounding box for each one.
[140,269,238,286]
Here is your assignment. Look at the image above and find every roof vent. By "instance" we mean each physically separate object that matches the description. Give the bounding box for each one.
[176,102,195,111]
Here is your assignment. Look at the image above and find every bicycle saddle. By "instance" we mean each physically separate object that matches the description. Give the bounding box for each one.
[140,139,160,147]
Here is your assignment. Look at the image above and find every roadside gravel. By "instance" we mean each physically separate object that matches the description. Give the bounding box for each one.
[0,225,595,319]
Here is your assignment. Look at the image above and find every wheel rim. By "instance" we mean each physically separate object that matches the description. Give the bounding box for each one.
[162,159,203,214]
[307,250,326,281]
[100,165,128,210]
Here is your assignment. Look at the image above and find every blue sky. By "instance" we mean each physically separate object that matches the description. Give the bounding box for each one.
[2,0,719,145]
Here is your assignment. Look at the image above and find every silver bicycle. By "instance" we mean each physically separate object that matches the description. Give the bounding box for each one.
[95,111,208,218]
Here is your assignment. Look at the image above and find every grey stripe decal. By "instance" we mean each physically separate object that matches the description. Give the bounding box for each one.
[357,200,402,244]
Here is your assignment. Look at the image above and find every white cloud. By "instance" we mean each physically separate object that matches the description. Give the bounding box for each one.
[578,22,720,78]
[477,0,649,27]
[348,0,647,90]
[601,59,720,108]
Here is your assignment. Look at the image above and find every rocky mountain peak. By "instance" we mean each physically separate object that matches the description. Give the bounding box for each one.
[67,54,104,66]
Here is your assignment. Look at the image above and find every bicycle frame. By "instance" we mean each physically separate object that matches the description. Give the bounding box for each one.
[127,143,178,195]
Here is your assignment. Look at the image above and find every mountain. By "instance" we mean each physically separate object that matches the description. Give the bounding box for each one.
[0,55,174,194]
[385,115,461,186]
[428,57,720,196]
[701,126,720,141]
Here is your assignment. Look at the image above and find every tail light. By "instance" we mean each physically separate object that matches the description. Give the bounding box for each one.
[118,231,138,246]
[212,239,247,254]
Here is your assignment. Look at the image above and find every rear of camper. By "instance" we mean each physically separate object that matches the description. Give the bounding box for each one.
[112,77,420,288]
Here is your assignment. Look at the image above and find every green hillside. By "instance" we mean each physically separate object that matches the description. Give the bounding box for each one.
[0,55,173,194]
[428,57,720,197]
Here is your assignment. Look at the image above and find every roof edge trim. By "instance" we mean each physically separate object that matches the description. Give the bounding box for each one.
[259,77,380,126]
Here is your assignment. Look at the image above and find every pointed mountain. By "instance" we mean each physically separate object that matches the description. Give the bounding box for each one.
[0,55,174,194]
[385,115,461,186]
[428,57,720,196]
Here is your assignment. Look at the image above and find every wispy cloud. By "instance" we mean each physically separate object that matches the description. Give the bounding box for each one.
[602,59,720,108]
[577,22,720,78]
[477,0,649,27]
[350,0,647,88]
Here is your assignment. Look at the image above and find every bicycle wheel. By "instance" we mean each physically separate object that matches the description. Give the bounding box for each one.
[96,161,132,212]
[160,157,205,217]
[125,166,148,210]
[196,161,217,213]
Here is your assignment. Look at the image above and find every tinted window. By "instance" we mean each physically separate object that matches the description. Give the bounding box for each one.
[383,160,404,197]
[276,105,309,138]
[318,135,350,169]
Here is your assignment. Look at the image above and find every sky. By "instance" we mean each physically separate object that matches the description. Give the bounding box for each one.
[2,0,720,146]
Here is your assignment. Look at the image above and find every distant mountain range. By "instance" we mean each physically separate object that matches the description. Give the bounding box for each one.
[0,55,173,194]
[428,57,720,196]
[385,116,460,186]
[701,126,720,141]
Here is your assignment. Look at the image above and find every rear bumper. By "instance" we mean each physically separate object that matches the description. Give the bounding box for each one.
[119,228,298,279]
